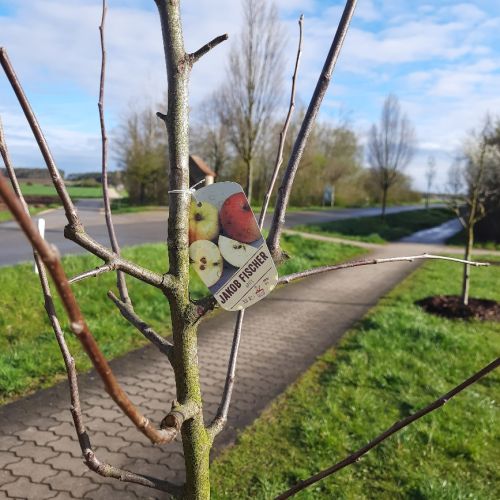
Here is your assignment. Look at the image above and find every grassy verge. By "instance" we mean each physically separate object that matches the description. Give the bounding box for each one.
[296,208,454,244]
[20,183,103,198]
[447,230,500,251]
[0,205,59,223]
[110,197,166,214]
[211,256,500,499]
[0,235,365,405]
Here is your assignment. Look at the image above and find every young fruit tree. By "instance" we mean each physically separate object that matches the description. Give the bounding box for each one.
[448,118,499,306]
[0,1,497,499]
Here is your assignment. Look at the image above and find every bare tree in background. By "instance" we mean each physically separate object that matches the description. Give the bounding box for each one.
[448,118,497,306]
[218,0,285,203]
[425,155,436,209]
[0,1,496,499]
[115,105,169,205]
[191,91,231,178]
[367,94,416,218]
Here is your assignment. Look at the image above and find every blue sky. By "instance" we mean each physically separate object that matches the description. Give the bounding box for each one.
[1,0,499,190]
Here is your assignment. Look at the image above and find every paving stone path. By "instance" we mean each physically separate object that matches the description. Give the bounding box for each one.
[0,242,433,499]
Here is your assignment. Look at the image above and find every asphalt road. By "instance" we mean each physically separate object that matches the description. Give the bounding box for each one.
[0,200,432,266]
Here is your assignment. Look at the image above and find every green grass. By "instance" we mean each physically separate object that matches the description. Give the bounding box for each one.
[447,230,500,251]
[0,205,59,223]
[211,256,500,499]
[297,208,455,244]
[20,183,103,198]
[0,235,365,404]
[110,197,166,214]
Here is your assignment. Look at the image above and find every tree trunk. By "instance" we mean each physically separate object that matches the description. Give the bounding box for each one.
[425,192,430,210]
[381,185,388,219]
[171,317,210,499]
[155,1,210,498]
[245,157,253,204]
[461,224,474,306]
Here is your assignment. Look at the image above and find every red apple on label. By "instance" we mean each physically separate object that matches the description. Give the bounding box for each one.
[219,192,260,243]
[189,200,219,243]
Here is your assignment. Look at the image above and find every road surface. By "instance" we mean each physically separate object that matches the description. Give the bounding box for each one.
[0,200,440,266]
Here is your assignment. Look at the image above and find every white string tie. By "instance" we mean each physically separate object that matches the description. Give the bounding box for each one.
[168,178,205,199]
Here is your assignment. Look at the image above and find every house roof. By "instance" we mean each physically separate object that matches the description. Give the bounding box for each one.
[189,155,216,177]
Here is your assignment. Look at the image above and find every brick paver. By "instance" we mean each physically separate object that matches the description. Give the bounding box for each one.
[0,241,431,498]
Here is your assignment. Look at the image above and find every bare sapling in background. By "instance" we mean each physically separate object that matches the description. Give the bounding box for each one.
[448,117,498,306]
[425,155,436,210]
[0,0,497,498]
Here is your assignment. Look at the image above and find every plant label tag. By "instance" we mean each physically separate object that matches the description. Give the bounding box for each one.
[189,182,278,311]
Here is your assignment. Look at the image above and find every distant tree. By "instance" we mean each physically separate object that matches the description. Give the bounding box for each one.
[425,155,437,209]
[367,94,417,218]
[448,117,498,305]
[475,120,500,244]
[115,106,168,205]
[217,0,285,203]
[191,91,231,178]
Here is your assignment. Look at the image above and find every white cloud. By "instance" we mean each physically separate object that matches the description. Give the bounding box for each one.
[0,0,498,194]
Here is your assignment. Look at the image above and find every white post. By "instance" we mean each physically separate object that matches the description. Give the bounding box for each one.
[34,217,45,274]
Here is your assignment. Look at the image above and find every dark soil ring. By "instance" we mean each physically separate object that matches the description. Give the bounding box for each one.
[416,295,500,322]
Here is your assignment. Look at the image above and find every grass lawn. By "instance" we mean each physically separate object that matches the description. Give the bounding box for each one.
[296,208,454,244]
[110,197,166,214]
[0,205,58,223]
[20,183,103,199]
[447,230,500,251]
[0,234,365,404]
[211,256,500,499]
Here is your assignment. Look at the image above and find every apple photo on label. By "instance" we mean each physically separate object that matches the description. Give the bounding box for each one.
[188,182,278,311]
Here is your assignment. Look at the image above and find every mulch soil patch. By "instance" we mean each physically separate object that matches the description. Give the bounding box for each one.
[417,295,500,322]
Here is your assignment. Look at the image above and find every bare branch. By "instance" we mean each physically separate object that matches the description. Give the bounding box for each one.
[0,47,172,292]
[36,258,183,495]
[0,117,29,213]
[207,310,244,440]
[0,47,80,228]
[267,0,357,261]
[207,14,306,440]
[68,263,115,284]
[189,33,228,64]
[0,173,180,445]
[278,253,490,285]
[276,357,500,499]
[259,14,304,228]
[107,290,173,360]
[98,0,130,305]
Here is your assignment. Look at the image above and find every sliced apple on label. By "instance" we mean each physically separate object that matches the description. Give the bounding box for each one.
[218,235,258,268]
[189,240,223,287]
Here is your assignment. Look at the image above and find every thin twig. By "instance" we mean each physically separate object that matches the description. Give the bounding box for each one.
[189,34,228,64]
[207,13,306,439]
[267,0,358,261]
[108,291,173,360]
[207,310,244,440]
[0,47,171,291]
[278,253,490,285]
[98,0,130,305]
[259,14,304,228]
[0,117,29,213]
[276,357,500,499]
[68,263,115,284]
[37,259,183,495]
[0,47,79,227]
[0,173,181,445]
